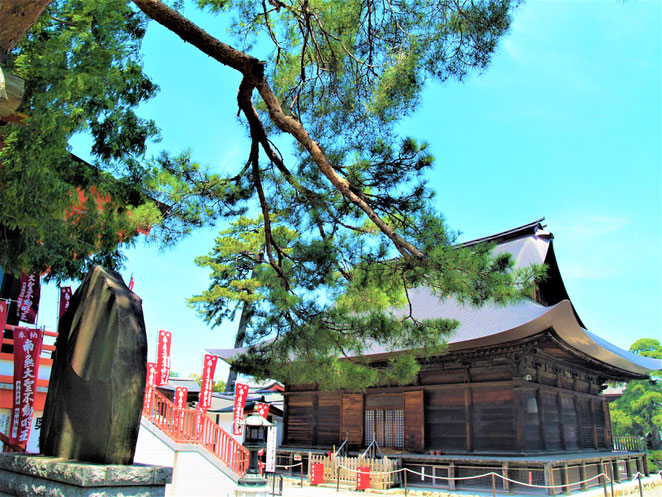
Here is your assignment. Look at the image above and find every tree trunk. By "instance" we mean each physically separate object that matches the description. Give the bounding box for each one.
[0,0,53,62]
[224,300,250,393]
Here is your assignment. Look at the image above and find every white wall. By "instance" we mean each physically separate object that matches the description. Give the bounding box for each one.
[135,420,239,497]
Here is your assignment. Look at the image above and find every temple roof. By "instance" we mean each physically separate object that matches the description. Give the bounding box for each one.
[209,219,662,379]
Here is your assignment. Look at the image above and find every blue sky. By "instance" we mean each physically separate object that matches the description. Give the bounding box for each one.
[42,0,660,380]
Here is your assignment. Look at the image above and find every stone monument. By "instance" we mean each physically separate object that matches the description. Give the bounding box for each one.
[39,265,147,464]
[0,266,171,496]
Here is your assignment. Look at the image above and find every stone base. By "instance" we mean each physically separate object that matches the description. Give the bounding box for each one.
[0,453,172,497]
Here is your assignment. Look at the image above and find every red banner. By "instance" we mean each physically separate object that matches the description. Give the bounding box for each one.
[59,287,72,319]
[257,402,269,419]
[232,382,250,436]
[143,361,158,413]
[175,386,188,409]
[10,327,43,446]
[16,273,40,324]
[156,330,171,386]
[174,386,188,432]
[198,354,217,411]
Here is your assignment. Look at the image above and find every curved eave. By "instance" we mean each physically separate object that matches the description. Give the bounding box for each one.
[447,300,659,378]
[208,300,660,379]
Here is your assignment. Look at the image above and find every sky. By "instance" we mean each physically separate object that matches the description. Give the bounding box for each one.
[38,0,661,381]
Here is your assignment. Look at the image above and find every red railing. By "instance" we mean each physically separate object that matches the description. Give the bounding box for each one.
[142,388,249,476]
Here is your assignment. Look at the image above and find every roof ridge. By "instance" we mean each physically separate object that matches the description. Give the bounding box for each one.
[460,217,546,248]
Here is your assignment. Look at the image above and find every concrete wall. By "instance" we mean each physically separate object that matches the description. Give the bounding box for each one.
[135,419,239,497]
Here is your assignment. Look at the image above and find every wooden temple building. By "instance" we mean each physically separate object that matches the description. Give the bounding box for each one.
[212,219,662,494]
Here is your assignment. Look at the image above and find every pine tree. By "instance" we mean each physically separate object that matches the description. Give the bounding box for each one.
[2,1,544,387]
[610,339,662,452]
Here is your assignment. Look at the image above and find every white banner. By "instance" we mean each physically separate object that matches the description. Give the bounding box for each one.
[266,425,277,473]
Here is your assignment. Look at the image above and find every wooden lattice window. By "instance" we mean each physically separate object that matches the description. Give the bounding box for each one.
[364,409,404,448]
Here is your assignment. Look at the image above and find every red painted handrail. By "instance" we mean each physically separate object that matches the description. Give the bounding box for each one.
[142,387,249,476]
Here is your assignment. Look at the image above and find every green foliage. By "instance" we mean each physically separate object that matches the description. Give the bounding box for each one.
[176,0,542,388]
[189,373,226,393]
[609,339,662,450]
[4,0,538,388]
[0,0,160,280]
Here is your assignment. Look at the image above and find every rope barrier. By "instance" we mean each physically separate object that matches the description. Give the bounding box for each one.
[334,463,613,490]
[275,462,304,469]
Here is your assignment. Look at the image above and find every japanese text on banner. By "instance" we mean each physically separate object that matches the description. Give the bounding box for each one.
[198,354,217,410]
[232,382,250,436]
[156,330,171,386]
[10,327,43,446]
[143,362,158,413]
[16,273,40,324]
[174,386,188,432]
[59,287,72,319]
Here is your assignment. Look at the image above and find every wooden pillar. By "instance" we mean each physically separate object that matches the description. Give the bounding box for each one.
[513,388,526,453]
[537,388,547,451]
[601,399,613,449]
[579,463,588,490]
[464,388,473,452]
[560,464,569,495]
[282,395,289,445]
[625,457,633,480]
[448,462,456,491]
[590,398,599,450]
[556,392,567,450]
[543,463,555,496]
[636,456,645,477]
[611,460,621,483]
[502,462,510,493]
[311,393,318,446]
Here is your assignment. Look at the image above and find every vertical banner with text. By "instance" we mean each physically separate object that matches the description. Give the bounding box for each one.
[266,425,277,472]
[58,287,72,319]
[16,273,40,324]
[10,328,43,446]
[195,354,217,441]
[198,354,217,411]
[232,382,250,436]
[174,386,188,433]
[143,362,158,414]
[156,330,171,386]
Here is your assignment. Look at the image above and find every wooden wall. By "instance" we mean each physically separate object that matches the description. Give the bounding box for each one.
[283,334,616,455]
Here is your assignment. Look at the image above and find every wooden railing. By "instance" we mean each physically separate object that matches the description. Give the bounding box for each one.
[142,388,249,476]
[613,435,646,452]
